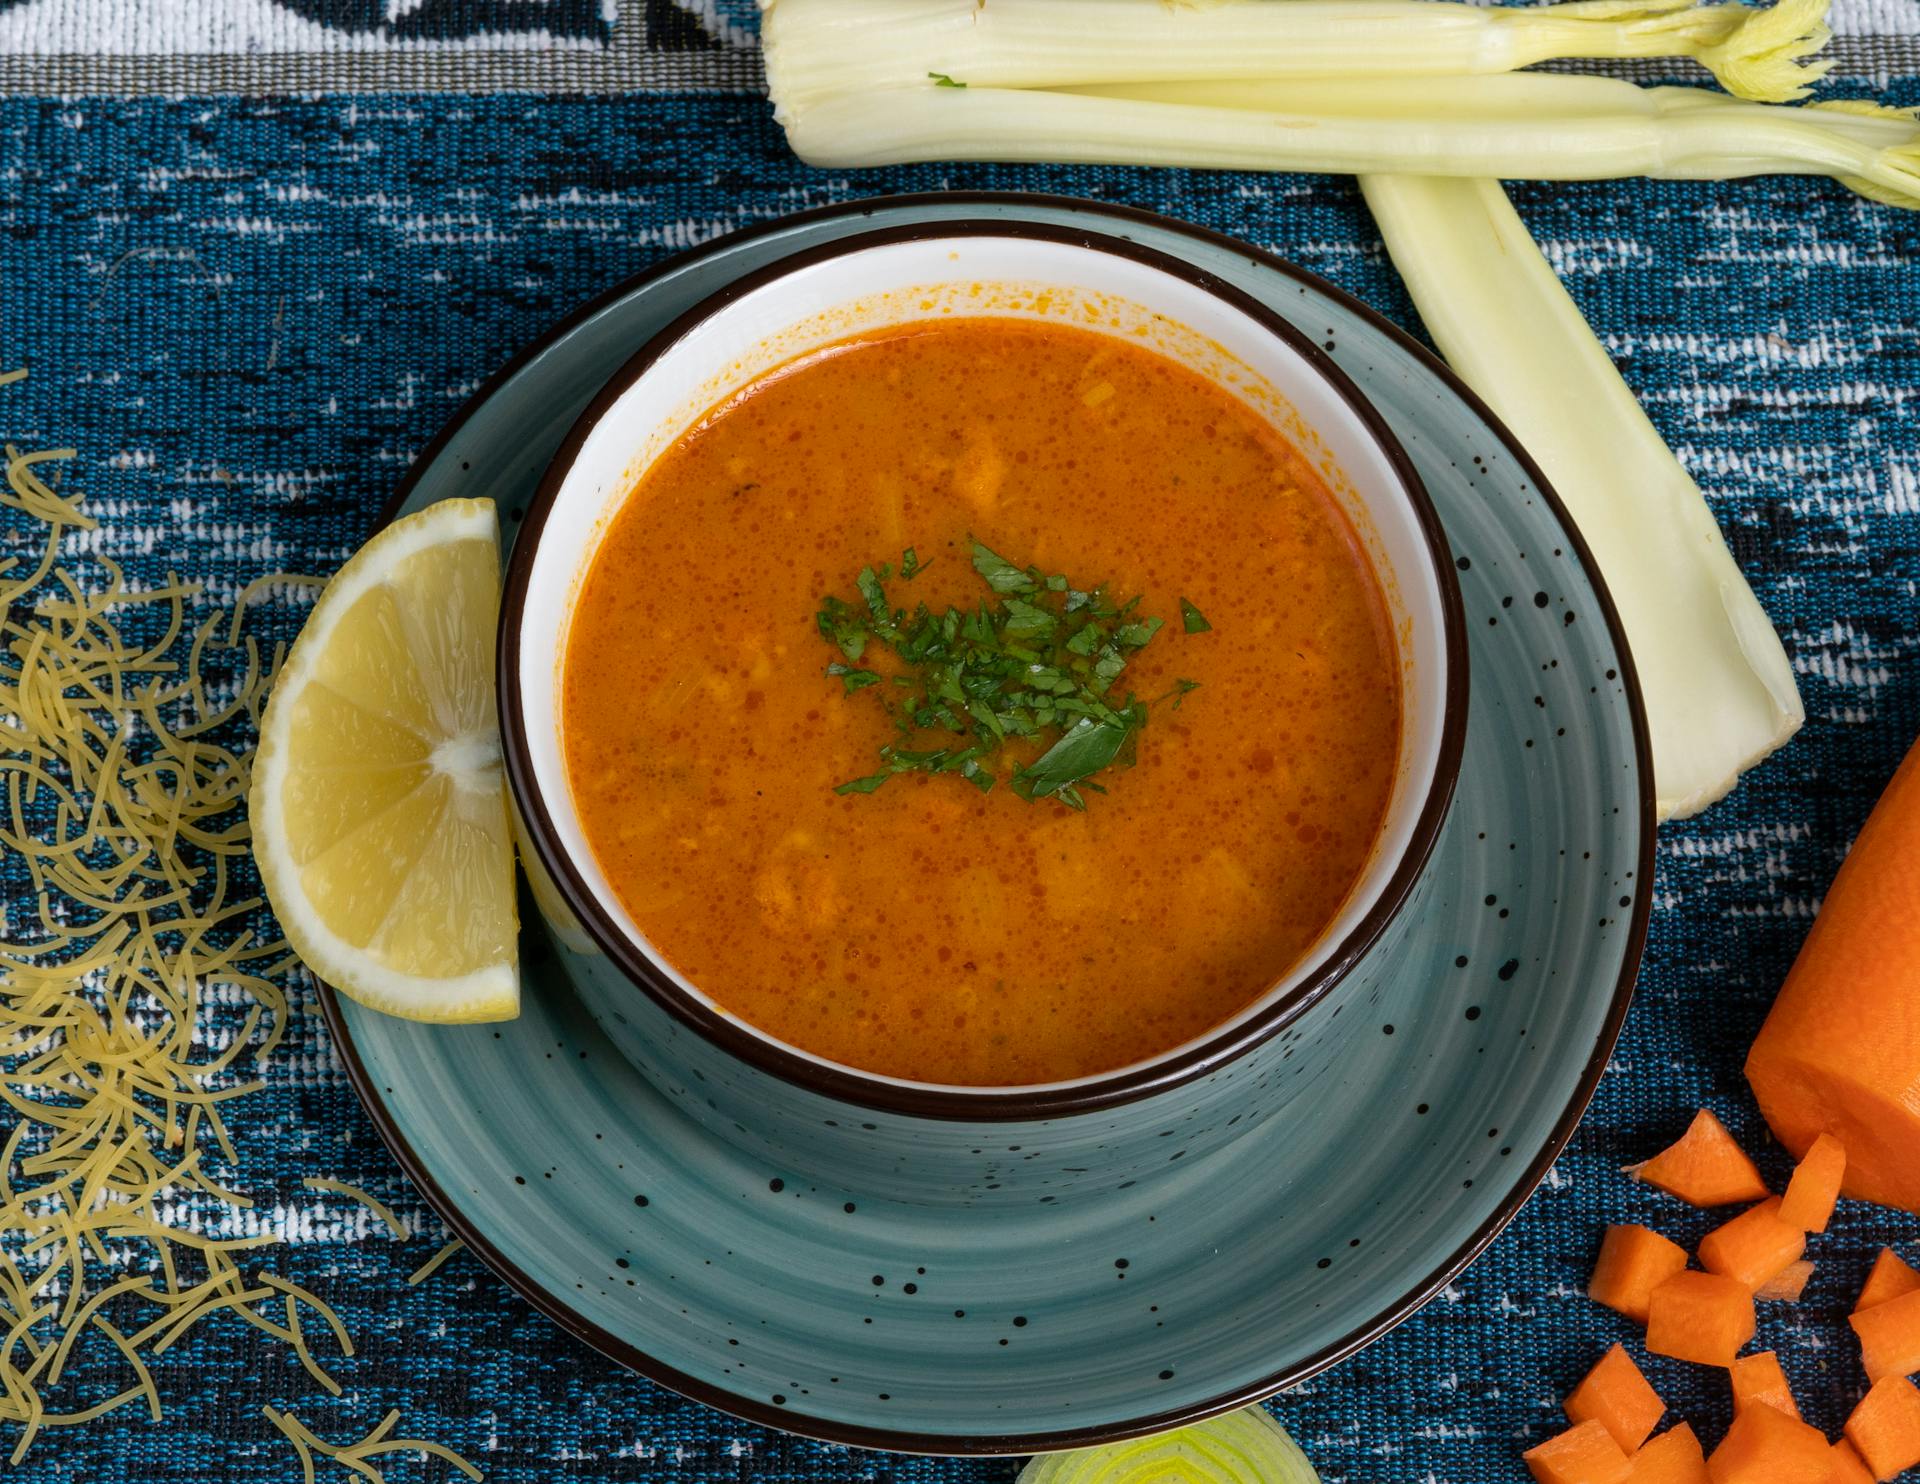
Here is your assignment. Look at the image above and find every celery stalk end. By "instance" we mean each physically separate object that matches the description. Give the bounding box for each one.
[1361,174,1805,821]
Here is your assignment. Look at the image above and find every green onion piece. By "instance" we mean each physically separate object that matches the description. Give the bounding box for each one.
[1361,173,1804,818]
[1018,1407,1321,1484]
[765,0,1833,106]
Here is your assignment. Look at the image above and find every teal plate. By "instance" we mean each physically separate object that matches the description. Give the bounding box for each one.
[320,193,1654,1455]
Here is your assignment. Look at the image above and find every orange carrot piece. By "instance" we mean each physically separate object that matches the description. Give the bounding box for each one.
[1566,1343,1666,1454]
[1856,1249,1920,1314]
[1705,1401,1832,1484]
[1778,1132,1847,1232]
[1730,1350,1801,1420]
[1746,735,1920,1217]
[1630,1111,1771,1208]
[1646,1271,1756,1368]
[1850,1288,1920,1384]
[1757,1260,1815,1303]
[1628,1424,1709,1484]
[1698,1198,1808,1292]
[1525,1420,1633,1484]
[1591,1225,1692,1324]
[1827,1441,1876,1484]
[1844,1375,1920,1480]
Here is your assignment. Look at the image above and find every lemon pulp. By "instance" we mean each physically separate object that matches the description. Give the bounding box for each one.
[252,497,518,1022]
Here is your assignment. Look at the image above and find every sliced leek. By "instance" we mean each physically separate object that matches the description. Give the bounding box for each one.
[763,0,1833,107]
[1361,174,1803,818]
[769,72,1920,211]
[1019,1408,1320,1483]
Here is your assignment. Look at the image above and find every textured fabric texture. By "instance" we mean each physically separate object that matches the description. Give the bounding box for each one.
[2,3,1919,1480]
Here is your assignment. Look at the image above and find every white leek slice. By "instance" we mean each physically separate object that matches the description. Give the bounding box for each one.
[766,72,1920,211]
[762,0,1833,107]
[1360,174,1803,819]
[1019,1408,1321,1483]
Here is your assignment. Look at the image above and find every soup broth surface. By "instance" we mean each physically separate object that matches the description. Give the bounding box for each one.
[562,317,1401,1085]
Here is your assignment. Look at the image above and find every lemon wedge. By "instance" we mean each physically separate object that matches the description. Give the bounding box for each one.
[252,497,519,1022]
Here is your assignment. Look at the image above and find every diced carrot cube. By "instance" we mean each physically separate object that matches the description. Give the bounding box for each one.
[1647,1271,1756,1368]
[1827,1441,1876,1484]
[1566,1343,1666,1454]
[1705,1401,1832,1484]
[1698,1197,1807,1292]
[1629,1111,1770,1207]
[1845,1376,1920,1480]
[1525,1419,1633,1484]
[1730,1350,1801,1420]
[1628,1423,1708,1483]
[1856,1249,1920,1314]
[1757,1260,1815,1303]
[1777,1132,1846,1232]
[1591,1225,1691,1324]
[1849,1288,1920,1384]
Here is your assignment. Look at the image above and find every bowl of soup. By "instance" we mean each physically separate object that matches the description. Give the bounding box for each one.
[500,222,1467,1205]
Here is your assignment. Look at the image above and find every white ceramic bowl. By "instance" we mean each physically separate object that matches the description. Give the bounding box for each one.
[501,222,1465,1135]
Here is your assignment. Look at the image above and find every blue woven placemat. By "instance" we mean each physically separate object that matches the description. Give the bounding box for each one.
[2,4,1918,1480]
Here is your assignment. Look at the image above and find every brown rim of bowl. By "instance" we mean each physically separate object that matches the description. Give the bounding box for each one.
[495,216,1470,1123]
[320,189,1655,1456]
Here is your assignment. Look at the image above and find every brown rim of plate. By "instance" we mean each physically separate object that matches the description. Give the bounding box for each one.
[317,190,1656,1457]
[495,216,1471,1122]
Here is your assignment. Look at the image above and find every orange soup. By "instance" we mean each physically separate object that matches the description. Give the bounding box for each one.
[561,318,1400,1086]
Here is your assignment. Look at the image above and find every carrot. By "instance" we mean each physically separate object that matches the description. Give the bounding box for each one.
[1628,1111,1770,1208]
[1704,1401,1832,1484]
[1646,1271,1755,1368]
[1777,1132,1846,1232]
[1728,1351,1800,1421]
[1697,1198,1807,1292]
[1566,1343,1666,1454]
[1756,1260,1815,1303]
[1591,1225,1692,1324]
[1827,1441,1877,1484]
[1628,1424,1708,1484]
[1849,1288,1920,1384]
[1856,1248,1920,1314]
[1844,1375,1920,1480]
[1747,734,1920,1216]
[1525,1420,1633,1484]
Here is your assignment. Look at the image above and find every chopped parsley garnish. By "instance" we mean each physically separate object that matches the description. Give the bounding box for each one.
[817,542,1204,809]
[1180,598,1212,634]
[928,71,967,88]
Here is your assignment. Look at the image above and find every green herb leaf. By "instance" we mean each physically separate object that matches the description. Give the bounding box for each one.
[822,540,1194,809]
[826,662,883,693]
[856,567,892,630]
[816,595,868,662]
[1001,597,1057,639]
[971,542,1039,595]
[928,71,966,88]
[1180,598,1212,634]
[1014,716,1133,800]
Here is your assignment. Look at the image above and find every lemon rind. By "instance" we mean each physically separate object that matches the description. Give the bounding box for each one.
[251,497,519,1023]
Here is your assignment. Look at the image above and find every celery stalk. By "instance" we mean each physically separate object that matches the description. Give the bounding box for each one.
[1360,174,1803,818]
[763,0,1833,107]
[768,74,1920,211]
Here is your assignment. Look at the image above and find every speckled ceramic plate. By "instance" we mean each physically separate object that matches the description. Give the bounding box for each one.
[319,193,1654,1455]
